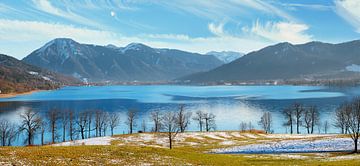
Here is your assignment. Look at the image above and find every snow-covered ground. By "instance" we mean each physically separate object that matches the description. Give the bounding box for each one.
[53,136,113,146]
[52,132,356,155]
[213,138,355,154]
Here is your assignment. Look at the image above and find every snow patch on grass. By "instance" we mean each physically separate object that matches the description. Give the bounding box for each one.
[213,138,355,154]
[53,136,113,146]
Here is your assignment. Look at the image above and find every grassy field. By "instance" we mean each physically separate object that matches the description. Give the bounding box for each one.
[1,132,360,165]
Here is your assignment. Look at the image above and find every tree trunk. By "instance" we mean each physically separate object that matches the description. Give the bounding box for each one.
[63,126,66,142]
[28,132,31,145]
[297,121,299,134]
[130,123,133,134]
[2,133,5,146]
[81,128,85,139]
[311,122,314,134]
[111,128,114,136]
[169,133,172,149]
[41,133,44,145]
[88,119,91,138]
[355,138,358,153]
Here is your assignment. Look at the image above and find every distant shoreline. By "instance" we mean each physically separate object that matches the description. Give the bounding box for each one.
[0,90,41,99]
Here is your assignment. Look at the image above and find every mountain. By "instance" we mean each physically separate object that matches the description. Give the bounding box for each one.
[206,51,244,63]
[181,40,360,83]
[0,54,77,94]
[23,38,223,82]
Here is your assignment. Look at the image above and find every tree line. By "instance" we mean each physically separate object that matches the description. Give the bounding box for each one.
[0,105,216,149]
[255,98,360,153]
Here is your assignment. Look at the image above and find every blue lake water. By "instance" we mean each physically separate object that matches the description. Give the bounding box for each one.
[0,85,358,145]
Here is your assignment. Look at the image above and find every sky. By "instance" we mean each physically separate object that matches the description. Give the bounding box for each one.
[0,0,360,59]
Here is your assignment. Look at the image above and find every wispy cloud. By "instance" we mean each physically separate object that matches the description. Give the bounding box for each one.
[243,20,312,44]
[0,19,270,59]
[334,0,360,33]
[154,0,297,22]
[279,3,332,11]
[31,0,106,29]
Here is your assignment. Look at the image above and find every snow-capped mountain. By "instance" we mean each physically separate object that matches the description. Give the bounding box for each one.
[22,38,223,82]
[206,51,244,63]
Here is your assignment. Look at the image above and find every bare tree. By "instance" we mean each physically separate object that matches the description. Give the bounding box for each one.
[162,111,179,149]
[101,112,109,136]
[323,120,329,134]
[150,110,162,132]
[176,105,192,132]
[293,103,304,134]
[0,119,10,146]
[141,119,147,132]
[6,123,17,146]
[61,110,69,142]
[303,106,319,134]
[192,110,204,132]
[68,110,75,141]
[258,112,273,134]
[248,122,254,132]
[76,111,88,139]
[109,112,121,136]
[282,107,294,134]
[125,109,137,134]
[19,109,42,145]
[309,106,320,134]
[39,120,46,145]
[334,103,351,134]
[203,112,216,132]
[47,109,59,144]
[239,121,247,132]
[87,110,93,138]
[95,110,102,137]
[348,98,360,153]
[303,108,312,134]
[0,120,16,146]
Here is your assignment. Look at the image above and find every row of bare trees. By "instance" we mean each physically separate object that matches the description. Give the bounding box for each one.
[0,108,122,146]
[282,103,320,134]
[0,105,217,148]
[148,106,216,149]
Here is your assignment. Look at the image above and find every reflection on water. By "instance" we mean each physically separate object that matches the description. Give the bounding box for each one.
[0,85,356,146]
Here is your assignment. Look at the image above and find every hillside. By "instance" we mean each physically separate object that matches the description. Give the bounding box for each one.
[22,38,223,82]
[0,54,78,94]
[181,40,360,83]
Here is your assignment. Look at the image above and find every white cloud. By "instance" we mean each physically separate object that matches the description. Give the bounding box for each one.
[246,20,312,44]
[208,22,226,36]
[334,0,360,33]
[0,19,270,59]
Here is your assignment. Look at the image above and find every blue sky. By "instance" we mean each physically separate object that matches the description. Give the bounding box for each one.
[0,0,360,59]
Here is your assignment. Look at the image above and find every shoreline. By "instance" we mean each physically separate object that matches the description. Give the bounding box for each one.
[0,90,41,98]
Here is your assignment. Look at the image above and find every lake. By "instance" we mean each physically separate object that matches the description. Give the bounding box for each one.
[0,85,358,146]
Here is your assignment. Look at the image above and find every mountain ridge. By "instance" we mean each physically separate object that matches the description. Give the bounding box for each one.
[23,38,223,82]
[180,40,360,83]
